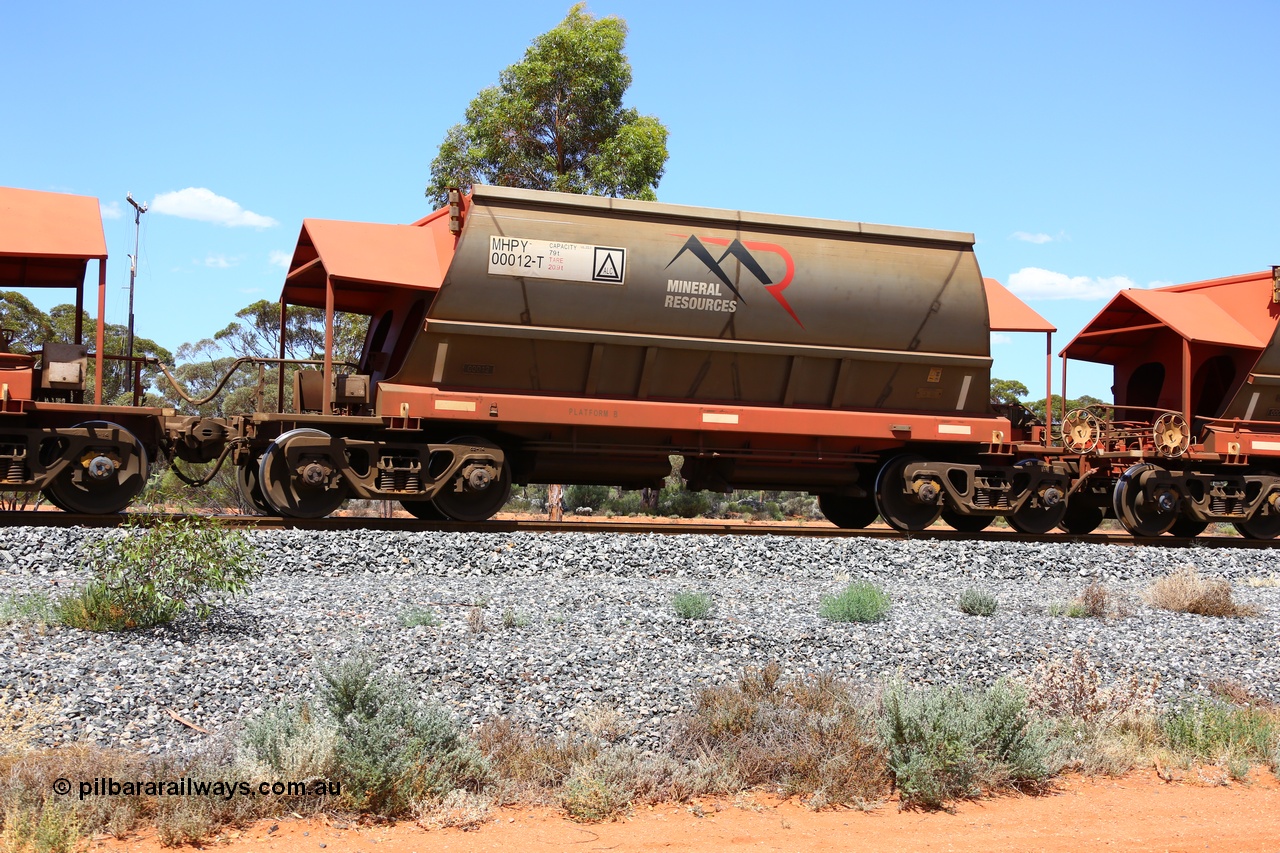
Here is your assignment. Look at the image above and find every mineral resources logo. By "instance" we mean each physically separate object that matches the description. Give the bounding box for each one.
[664,235,802,327]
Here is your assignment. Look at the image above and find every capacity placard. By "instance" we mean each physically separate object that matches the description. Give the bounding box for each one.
[488,236,626,285]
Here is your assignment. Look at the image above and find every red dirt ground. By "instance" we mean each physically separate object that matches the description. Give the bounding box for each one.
[90,770,1280,853]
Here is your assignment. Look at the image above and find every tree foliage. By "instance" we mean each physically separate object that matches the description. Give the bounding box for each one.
[0,291,54,353]
[990,377,1109,423]
[426,4,669,206]
[989,378,1030,406]
[168,300,369,417]
[0,293,171,405]
[212,299,367,363]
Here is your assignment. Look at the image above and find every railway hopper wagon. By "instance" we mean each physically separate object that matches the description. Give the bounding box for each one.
[1058,267,1280,539]
[2,184,1064,527]
[208,185,1067,528]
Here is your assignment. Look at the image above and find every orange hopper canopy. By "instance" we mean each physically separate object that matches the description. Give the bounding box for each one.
[1062,284,1270,364]
[0,186,107,290]
[983,278,1055,333]
[280,215,456,314]
[0,187,109,381]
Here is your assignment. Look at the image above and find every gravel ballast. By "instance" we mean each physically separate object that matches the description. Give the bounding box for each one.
[1,526,1277,756]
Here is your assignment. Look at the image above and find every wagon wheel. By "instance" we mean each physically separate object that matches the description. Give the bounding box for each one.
[1112,463,1179,537]
[400,499,447,521]
[1007,495,1068,534]
[874,455,942,532]
[1236,479,1280,540]
[1167,517,1208,538]
[258,428,350,519]
[1061,409,1101,453]
[1005,461,1068,534]
[941,507,992,533]
[1057,502,1104,535]
[817,493,880,529]
[44,421,148,515]
[1153,413,1191,458]
[235,452,272,515]
[431,436,510,522]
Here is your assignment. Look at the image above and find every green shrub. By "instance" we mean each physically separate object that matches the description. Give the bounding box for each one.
[1161,700,1280,764]
[240,702,336,782]
[561,767,629,822]
[501,608,530,628]
[780,494,819,519]
[820,582,891,623]
[398,607,440,628]
[1048,601,1089,618]
[601,490,645,516]
[564,485,611,512]
[1,802,80,853]
[671,591,713,620]
[879,680,1052,810]
[660,488,712,518]
[317,652,489,816]
[957,589,997,616]
[57,515,259,631]
[0,593,55,626]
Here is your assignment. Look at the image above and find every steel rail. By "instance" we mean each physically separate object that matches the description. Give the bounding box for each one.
[0,511,1274,549]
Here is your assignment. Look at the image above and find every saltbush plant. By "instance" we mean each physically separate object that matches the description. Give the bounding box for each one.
[58,515,259,631]
[316,652,489,816]
[820,581,891,623]
[957,588,997,616]
[671,591,713,620]
[879,680,1052,809]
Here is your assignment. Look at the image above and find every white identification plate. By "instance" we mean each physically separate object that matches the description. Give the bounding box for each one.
[488,236,626,285]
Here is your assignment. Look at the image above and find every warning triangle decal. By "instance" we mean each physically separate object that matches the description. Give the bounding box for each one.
[596,254,619,279]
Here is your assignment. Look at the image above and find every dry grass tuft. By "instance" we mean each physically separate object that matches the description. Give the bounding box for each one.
[1206,678,1276,710]
[1025,650,1157,727]
[1077,582,1111,618]
[415,789,493,830]
[672,665,888,809]
[1144,566,1260,617]
[1023,650,1159,776]
[477,717,596,799]
[577,705,630,744]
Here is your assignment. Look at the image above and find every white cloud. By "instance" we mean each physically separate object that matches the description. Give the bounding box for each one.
[100,201,123,220]
[1006,267,1139,300]
[1011,231,1053,244]
[991,333,1013,345]
[268,249,292,269]
[150,187,278,228]
[202,254,238,269]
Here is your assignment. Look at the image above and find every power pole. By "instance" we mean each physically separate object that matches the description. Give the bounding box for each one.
[124,192,147,393]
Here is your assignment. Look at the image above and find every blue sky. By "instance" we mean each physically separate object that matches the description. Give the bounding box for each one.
[4,1,1277,400]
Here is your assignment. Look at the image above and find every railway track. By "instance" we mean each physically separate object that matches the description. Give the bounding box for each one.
[0,511,1273,549]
